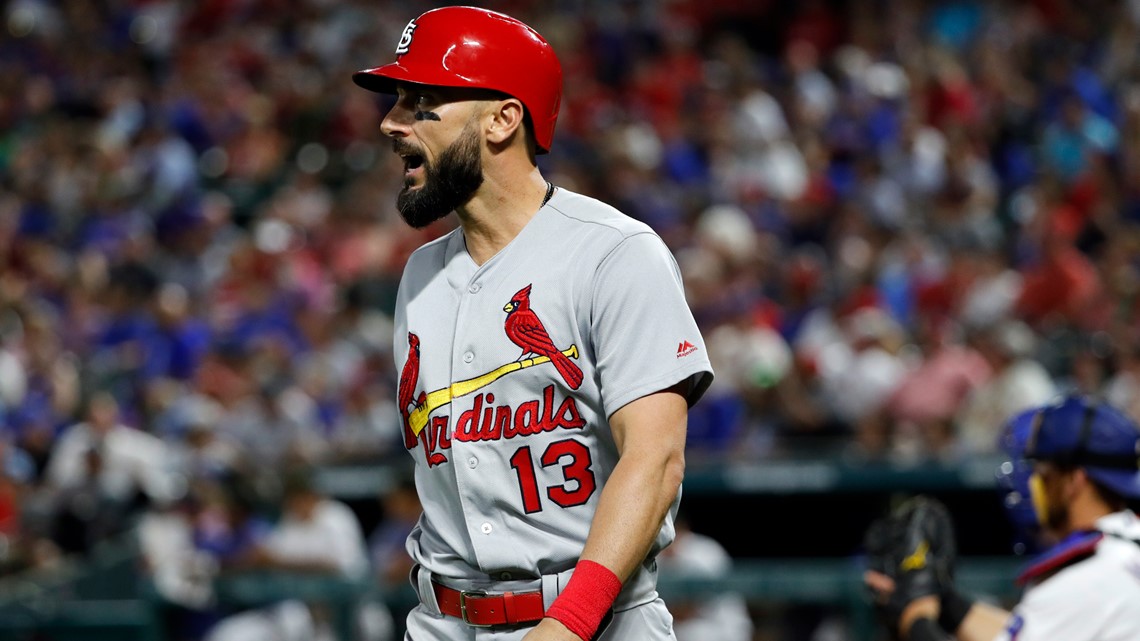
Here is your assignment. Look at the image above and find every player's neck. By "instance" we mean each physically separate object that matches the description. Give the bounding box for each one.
[457,167,550,265]
[1064,491,1114,534]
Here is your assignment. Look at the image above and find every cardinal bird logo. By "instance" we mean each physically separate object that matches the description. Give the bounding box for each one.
[398,332,437,460]
[503,284,584,390]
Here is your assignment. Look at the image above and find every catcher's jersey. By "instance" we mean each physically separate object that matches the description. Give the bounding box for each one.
[392,187,713,605]
[996,510,1140,641]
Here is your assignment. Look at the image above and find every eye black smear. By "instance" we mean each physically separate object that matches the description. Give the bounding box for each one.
[415,111,441,121]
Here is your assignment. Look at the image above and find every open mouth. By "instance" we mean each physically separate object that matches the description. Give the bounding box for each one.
[394,140,426,176]
[403,154,424,172]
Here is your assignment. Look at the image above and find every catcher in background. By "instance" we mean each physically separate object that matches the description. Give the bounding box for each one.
[862,394,1140,641]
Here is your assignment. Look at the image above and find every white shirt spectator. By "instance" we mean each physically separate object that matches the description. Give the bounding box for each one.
[658,522,753,641]
[205,490,384,641]
[263,496,369,578]
[955,359,1056,454]
[46,418,177,504]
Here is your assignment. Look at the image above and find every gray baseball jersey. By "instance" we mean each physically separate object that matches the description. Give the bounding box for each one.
[393,187,713,609]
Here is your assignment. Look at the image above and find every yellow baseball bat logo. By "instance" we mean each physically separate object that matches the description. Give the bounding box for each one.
[408,345,579,436]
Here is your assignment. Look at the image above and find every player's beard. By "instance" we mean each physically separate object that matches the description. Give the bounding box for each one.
[1032,470,1071,536]
[1041,482,1070,534]
[396,124,484,229]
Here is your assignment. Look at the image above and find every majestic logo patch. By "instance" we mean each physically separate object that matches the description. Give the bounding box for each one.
[395,20,417,55]
[677,340,698,357]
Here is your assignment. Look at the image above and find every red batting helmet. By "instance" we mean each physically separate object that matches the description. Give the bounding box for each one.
[352,6,563,153]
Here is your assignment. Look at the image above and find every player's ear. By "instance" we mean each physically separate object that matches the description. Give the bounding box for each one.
[485,97,526,148]
[1071,467,1091,493]
[1061,466,1091,505]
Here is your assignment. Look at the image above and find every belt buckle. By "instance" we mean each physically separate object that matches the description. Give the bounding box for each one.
[459,589,492,628]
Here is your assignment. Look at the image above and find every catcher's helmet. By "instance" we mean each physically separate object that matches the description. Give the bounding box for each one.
[1023,395,1140,499]
[996,407,1044,552]
[352,6,563,153]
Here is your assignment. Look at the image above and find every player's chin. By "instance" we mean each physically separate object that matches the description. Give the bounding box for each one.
[397,192,450,229]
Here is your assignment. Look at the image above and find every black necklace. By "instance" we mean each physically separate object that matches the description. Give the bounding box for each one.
[541,181,555,208]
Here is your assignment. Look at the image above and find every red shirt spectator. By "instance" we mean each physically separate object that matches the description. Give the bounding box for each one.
[1016,225,1102,329]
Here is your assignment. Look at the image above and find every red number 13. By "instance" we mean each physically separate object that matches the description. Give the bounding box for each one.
[510,439,596,514]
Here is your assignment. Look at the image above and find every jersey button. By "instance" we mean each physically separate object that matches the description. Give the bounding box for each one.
[481,522,493,535]
[469,283,481,294]
[463,351,474,363]
[499,572,512,580]
[467,456,478,469]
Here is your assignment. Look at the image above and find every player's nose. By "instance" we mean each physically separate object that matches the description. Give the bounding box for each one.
[381,89,418,139]
[381,103,413,139]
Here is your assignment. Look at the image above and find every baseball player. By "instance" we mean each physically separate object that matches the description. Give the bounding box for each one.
[351,7,714,641]
[863,394,1140,641]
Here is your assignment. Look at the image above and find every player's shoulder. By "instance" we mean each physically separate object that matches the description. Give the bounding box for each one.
[1016,531,1103,586]
[1088,511,1140,573]
[395,229,461,302]
[1095,527,1140,568]
[1022,531,1140,602]
[544,188,660,244]
[1096,509,1140,540]
[1017,559,1140,640]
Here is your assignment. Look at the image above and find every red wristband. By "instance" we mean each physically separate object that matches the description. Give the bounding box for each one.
[545,560,623,641]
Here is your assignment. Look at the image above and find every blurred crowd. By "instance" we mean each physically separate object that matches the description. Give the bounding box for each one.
[1,0,1140,611]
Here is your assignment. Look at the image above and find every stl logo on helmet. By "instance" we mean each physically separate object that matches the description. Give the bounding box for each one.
[395,20,417,55]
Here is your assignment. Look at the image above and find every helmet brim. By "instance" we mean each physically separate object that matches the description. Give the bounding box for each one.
[1086,467,1140,499]
[352,65,404,94]
[353,63,481,95]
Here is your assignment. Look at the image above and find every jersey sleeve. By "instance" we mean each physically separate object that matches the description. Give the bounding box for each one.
[589,232,714,418]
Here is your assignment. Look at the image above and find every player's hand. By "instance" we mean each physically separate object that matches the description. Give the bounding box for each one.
[521,617,585,641]
[862,495,957,637]
[864,570,941,638]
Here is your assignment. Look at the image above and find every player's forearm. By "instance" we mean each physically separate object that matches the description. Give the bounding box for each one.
[578,438,685,581]
[952,601,1011,641]
[578,388,689,581]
